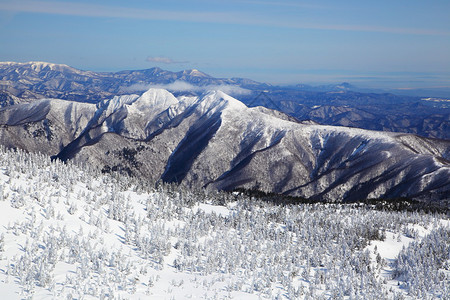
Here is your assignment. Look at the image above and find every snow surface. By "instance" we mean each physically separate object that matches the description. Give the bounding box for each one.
[128,88,178,113]
[0,148,448,299]
[0,61,78,73]
[192,203,231,217]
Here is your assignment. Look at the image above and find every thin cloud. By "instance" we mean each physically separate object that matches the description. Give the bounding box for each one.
[0,1,238,23]
[122,80,252,95]
[241,0,329,9]
[146,56,188,64]
[298,23,446,36]
[0,0,448,36]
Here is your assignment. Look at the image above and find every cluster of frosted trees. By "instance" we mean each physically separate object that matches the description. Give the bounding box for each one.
[0,146,448,299]
[394,226,449,298]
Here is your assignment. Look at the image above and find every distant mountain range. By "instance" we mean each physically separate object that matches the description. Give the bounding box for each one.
[295,82,355,92]
[0,88,448,202]
[0,61,267,102]
[0,61,449,140]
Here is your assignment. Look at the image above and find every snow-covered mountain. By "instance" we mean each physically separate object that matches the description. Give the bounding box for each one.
[0,91,31,108]
[2,61,449,139]
[0,88,448,202]
[295,82,355,92]
[0,61,266,103]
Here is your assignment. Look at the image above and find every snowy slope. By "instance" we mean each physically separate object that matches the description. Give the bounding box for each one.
[0,89,449,202]
[0,147,448,299]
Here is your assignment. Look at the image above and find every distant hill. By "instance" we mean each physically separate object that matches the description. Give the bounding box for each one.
[0,61,267,103]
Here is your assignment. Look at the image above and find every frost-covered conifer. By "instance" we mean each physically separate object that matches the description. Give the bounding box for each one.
[0,146,448,299]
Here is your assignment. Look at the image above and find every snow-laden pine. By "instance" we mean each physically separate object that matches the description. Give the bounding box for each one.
[0,146,448,299]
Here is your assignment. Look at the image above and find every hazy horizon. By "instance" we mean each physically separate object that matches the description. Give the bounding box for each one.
[1,0,449,89]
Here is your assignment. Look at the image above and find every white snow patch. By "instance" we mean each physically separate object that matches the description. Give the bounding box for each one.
[193,203,230,217]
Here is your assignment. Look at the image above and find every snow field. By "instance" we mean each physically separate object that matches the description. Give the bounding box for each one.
[0,147,448,299]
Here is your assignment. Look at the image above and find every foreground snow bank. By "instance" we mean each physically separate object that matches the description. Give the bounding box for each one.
[0,147,448,299]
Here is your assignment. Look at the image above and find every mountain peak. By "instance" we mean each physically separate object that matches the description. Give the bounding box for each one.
[148,66,164,73]
[137,88,179,108]
[336,82,353,90]
[24,61,74,72]
[181,69,211,77]
[200,90,247,112]
[127,88,178,118]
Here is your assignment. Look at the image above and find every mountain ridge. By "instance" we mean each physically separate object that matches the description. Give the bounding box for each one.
[0,88,448,202]
[2,61,448,140]
[0,61,267,103]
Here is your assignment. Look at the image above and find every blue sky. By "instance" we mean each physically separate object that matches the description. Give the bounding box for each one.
[0,0,449,88]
